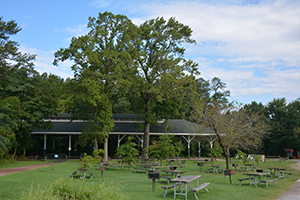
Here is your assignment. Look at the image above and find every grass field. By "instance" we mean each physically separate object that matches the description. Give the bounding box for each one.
[0,158,298,200]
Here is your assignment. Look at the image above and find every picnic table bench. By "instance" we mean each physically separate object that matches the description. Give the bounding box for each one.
[191,183,210,200]
[260,178,277,188]
[134,164,151,173]
[238,177,254,186]
[160,170,185,184]
[161,182,182,197]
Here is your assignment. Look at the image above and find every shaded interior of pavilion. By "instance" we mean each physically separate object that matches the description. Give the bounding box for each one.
[31,114,218,159]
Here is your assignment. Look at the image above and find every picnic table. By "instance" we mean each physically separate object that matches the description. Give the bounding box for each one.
[134,164,152,173]
[243,172,271,187]
[77,167,89,179]
[210,165,223,173]
[101,162,120,169]
[150,166,170,171]
[171,175,201,199]
[161,169,185,184]
[244,164,255,171]
[267,167,286,178]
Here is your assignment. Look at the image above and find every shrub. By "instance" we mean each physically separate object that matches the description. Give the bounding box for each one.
[22,178,124,200]
[0,156,16,167]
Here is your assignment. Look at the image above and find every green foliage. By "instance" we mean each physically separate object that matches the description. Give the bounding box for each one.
[255,155,261,164]
[209,143,223,159]
[262,98,300,156]
[235,150,249,165]
[174,141,184,157]
[22,178,123,200]
[146,135,176,165]
[0,155,15,166]
[131,16,200,155]
[235,150,247,160]
[79,153,93,169]
[116,136,139,170]
[53,12,135,156]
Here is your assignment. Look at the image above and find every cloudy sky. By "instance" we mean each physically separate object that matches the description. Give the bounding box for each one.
[1,0,299,105]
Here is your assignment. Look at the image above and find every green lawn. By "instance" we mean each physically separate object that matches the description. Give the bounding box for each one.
[0,159,298,200]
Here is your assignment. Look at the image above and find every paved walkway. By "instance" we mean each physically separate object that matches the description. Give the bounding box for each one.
[276,159,300,200]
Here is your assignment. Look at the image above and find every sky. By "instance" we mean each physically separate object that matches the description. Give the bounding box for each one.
[1,0,299,105]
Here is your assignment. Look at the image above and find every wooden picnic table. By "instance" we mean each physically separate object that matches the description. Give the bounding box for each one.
[150,166,170,170]
[243,172,270,187]
[171,175,201,199]
[244,164,255,171]
[267,167,286,178]
[77,167,89,179]
[134,164,152,173]
[211,165,223,173]
[99,162,120,169]
[161,169,185,184]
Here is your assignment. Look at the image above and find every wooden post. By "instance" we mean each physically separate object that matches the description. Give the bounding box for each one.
[152,179,155,192]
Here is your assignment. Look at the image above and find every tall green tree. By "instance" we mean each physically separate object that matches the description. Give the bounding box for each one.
[54,12,136,161]
[0,97,19,153]
[263,98,300,156]
[0,18,59,157]
[132,17,199,158]
[1,17,37,157]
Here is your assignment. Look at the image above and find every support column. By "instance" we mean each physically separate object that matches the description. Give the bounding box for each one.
[68,134,72,158]
[207,137,217,161]
[43,134,47,158]
[103,137,108,162]
[117,134,126,148]
[182,135,195,158]
[74,136,77,157]
[195,137,204,158]
[52,135,55,151]
[135,135,144,148]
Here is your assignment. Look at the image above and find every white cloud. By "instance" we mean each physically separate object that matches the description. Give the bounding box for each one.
[19,45,73,79]
[140,0,300,64]
[125,0,300,103]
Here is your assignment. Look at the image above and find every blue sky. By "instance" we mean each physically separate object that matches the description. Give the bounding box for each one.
[1,0,299,105]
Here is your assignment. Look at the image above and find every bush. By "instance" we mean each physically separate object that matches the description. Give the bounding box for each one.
[0,156,16,167]
[22,178,124,200]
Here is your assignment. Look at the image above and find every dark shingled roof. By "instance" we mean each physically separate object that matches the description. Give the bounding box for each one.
[32,119,214,136]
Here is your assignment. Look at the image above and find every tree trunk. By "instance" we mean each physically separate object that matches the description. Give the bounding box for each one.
[142,98,151,160]
[103,137,108,162]
[142,122,150,159]
[23,148,26,157]
[94,138,98,150]
[13,144,17,158]
[225,153,230,170]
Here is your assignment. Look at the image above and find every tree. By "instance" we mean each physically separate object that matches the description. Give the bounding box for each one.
[58,70,114,154]
[146,135,177,166]
[197,101,267,170]
[262,98,300,156]
[0,17,56,157]
[132,16,199,158]
[116,136,139,171]
[0,97,19,154]
[54,12,136,161]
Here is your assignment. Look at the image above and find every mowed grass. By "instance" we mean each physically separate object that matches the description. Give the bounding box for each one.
[0,158,299,200]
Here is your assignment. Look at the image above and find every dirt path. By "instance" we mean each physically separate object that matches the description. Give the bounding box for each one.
[0,163,55,177]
